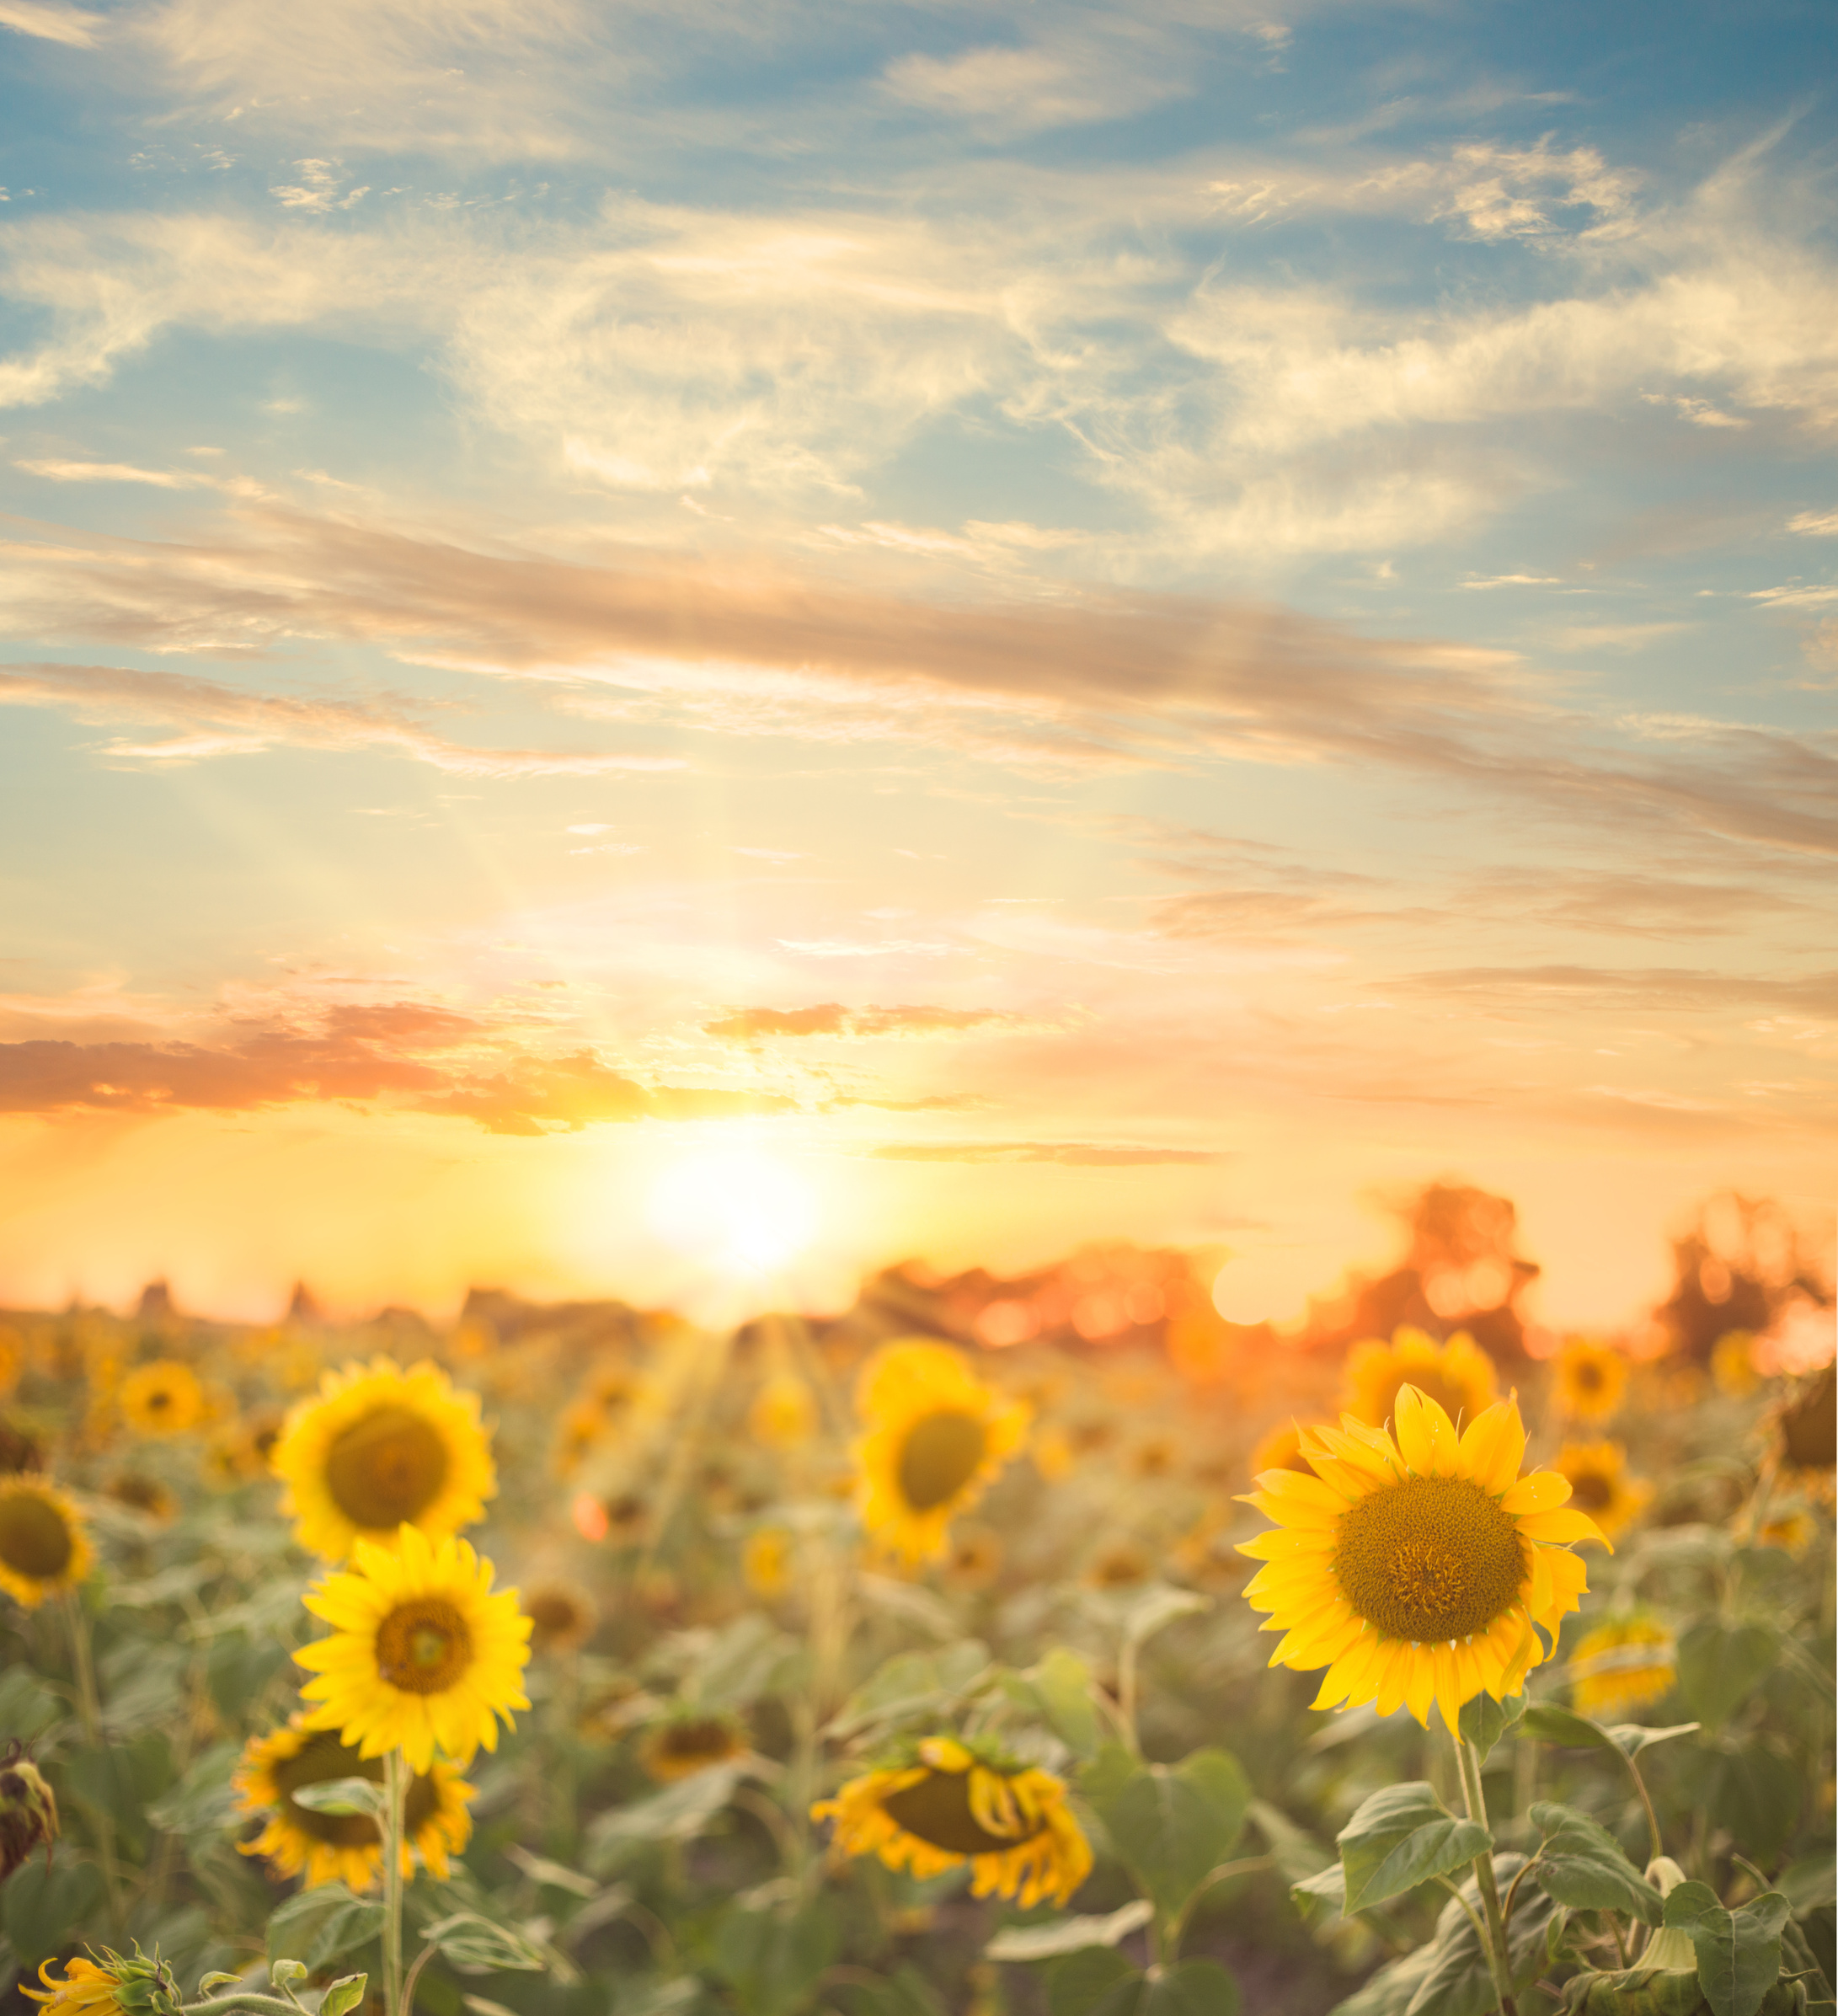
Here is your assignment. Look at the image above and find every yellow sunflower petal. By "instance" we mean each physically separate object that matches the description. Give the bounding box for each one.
[1501,1472,1572,1515]
[1519,1508,1611,1549]
[1456,1398,1526,1495]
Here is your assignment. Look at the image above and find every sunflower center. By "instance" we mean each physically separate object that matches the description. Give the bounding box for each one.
[1333,1474,1526,1643]
[1574,1363,1601,1391]
[656,1719,738,1765]
[897,1410,987,1511]
[526,1591,583,1638]
[375,1598,473,1693]
[880,1766,1040,1857]
[324,1404,450,1530]
[1566,1472,1613,1511]
[0,1493,74,1579]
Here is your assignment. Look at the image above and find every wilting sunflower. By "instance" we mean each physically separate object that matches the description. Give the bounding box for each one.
[640,1712,749,1783]
[814,1735,1091,1910]
[1344,1329,1498,1433]
[1552,1338,1627,1424]
[523,1580,597,1654]
[272,1357,495,1560]
[852,1340,1030,1567]
[118,1360,205,1436]
[0,1479,92,1608]
[234,1716,473,1889]
[1237,1387,1608,1734]
[1772,1363,1835,1502]
[749,1371,819,1449]
[1568,1614,1675,1718]
[296,1522,531,1773]
[1552,1441,1650,1543]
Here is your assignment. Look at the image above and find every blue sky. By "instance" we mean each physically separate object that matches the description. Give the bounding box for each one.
[0,0,1832,1327]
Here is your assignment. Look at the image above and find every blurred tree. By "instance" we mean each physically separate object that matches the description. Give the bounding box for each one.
[1653,1191,1832,1363]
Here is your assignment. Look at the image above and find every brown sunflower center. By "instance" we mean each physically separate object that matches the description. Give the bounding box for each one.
[1333,1474,1526,1643]
[270,1729,438,1845]
[880,1766,1040,1857]
[655,1719,740,1765]
[526,1591,584,1638]
[1574,1362,1602,1391]
[1782,1366,1835,1470]
[324,1404,450,1530]
[1566,1471,1613,1511]
[897,1409,987,1512]
[0,1492,74,1580]
[375,1598,473,1693]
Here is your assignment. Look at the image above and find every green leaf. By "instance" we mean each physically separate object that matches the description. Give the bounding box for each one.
[504,1843,599,1897]
[146,1741,242,1840]
[1664,1882,1793,2016]
[1562,1965,1709,2016]
[0,1665,64,1742]
[3,1855,106,1968]
[1144,1960,1240,2016]
[1032,1647,1103,1761]
[420,1912,548,1973]
[1292,1860,1349,1922]
[987,1900,1154,1961]
[1528,1803,1664,1926]
[1777,1853,1835,1917]
[1523,1702,1620,1752]
[272,1960,312,1990]
[320,1977,369,2016]
[1608,1725,1702,1759]
[1118,1586,1210,1650]
[1087,1746,1253,1922]
[1675,1624,1778,1731]
[268,1882,387,1971]
[831,1963,948,2016]
[828,1642,991,1738]
[1393,1854,1563,2016]
[290,1776,389,1820]
[1047,1950,1140,2016]
[1335,1783,1492,1916]
[585,1762,744,1871]
[687,1612,804,1713]
[1708,1743,1803,1866]
[711,1893,841,2016]
[1250,1798,1334,1886]
[1460,1692,1526,1765]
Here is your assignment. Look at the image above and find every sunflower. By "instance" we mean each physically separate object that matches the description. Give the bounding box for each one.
[813,1735,1091,1910]
[1344,1329,1498,1433]
[852,1341,1030,1567]
[0,1479,92,1608]
[1250,1423,1315,1478]
[1237,1386,1608,1733]
[295,1522,532,1773]
[1552,1339,1627,1424]
[1773,1363,1835,1501]
[272,1357,495,1560]
[523,1580,597,1654]
[118,1359,205,1436]
[234,1716,473,1889]
[23,1952,174,2016]
[1568,1615,1675,1718]
[749,1371,820,1449]
[1552,1441,1650,1543]
[640,1713,749,1783]
[1711,1331,1762,1398]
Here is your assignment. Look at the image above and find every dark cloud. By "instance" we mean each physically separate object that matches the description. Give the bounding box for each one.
[869,1140,1220,1165]
[0,1007,791,1136]
[703,1003,1021,1040]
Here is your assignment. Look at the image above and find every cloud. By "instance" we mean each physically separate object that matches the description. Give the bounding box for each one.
[0,0,99,46]
[0,660,685,777]
[15,457,195,486]
[703,1003,1025,1040]
[0,1000,793,1135]
[1787,509,1838,537]
[881,32,1188,133]
[869,1140,1220,1165]
[1390,964,1838,1017]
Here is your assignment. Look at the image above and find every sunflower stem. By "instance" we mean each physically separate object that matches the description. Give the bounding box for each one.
[382,1748,409,2016]
[1454,1731,1518,2016]
[62,1588,126,1940]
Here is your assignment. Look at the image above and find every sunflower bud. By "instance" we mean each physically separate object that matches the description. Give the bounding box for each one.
[0,1742,57,1882]
[103,1951,184,2016]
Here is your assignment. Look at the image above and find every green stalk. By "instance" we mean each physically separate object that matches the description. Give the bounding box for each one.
[1454,1730,1519,2016]
[62,1589,126,1938]
[382,1749,409,2016]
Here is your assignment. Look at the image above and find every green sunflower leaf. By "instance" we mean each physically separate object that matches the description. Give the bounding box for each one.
[1663,1884,1793,2016]
[267,1882,387,1971]
[1335,1783,1492,1916]
[319,1976,369,2016]
[289,1775,389,1820]
[1528,1802,1664,1925]
[1675,1624,1778,1732]
[1086,1745,1253,1922]
[1458,1692,1526,1765]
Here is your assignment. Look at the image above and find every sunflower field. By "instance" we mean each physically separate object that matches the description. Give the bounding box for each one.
[0,1250,1830,2016]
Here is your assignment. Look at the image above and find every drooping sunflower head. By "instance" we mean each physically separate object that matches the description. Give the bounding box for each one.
[118,1360,205,1437]
[1774,1363,1835,1492]
[1552,1441,1650,1543]
[523,1580,598,1654]
[23,1949,179,2016]
[1344,1329,1499,1434]
[271,1357,496,1560]
[0,1740,60,1880]
[1553,1338,1627,1424]
[0,1479,92,1609]
[1568,1614,1676,1719]
[852,1340,1030,1567]
[640,1712,749,1783]
[1237,1384,1609,1733]
[812,1735,1092,1911]
[295,1521,532,1773]
[233,1715,474,1889]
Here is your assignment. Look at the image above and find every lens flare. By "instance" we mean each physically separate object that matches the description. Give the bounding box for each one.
[646,1146,818,1277]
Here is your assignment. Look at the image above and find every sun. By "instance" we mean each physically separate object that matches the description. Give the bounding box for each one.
[646,1143,818,1277]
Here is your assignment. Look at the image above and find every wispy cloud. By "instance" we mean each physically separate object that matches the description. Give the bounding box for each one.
[0,0,99,46]
[869,1139,1220,1165]
[703,1003,1028,1039]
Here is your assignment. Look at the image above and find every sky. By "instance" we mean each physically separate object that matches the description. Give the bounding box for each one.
[0,0,1833,1331]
